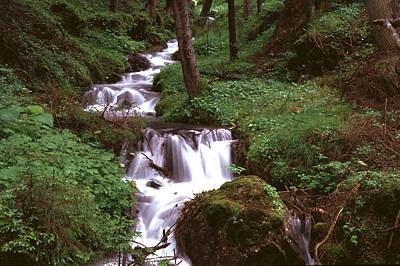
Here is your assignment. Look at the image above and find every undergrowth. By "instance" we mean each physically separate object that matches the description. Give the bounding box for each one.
[0,68,135,264]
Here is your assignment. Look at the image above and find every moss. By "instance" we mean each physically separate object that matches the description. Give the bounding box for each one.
[323,243,347,260]
[175,176,299,266]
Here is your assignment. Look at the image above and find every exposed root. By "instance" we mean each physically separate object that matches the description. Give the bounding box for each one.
[314,207,344,265]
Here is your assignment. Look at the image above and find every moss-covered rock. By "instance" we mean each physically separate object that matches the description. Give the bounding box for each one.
[175,176,300,266]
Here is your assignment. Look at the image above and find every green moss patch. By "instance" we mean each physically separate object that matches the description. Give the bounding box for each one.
[175,176,299,266]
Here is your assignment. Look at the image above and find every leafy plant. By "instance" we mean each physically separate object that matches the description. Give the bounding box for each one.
[228,164,246,175]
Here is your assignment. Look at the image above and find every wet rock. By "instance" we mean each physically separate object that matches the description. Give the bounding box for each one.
[146,180,162,189]
[171,50,180,61]
[146,34,168,52]
[175,176,301,266]
[105,73,121,84]
[126,53,151,72]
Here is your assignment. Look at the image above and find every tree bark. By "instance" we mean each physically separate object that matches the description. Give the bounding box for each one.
[171,0,201,98]
[243,0,252,19]
[257,0,263,15]
[111,0,118,13]
[368,0,400,52]
[228,0,238,60]
[146,0,158,20]
[166,0,174,16]
[199,0,213,26]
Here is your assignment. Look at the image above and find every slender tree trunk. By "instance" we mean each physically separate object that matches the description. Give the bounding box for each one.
[171,0,200,98]
[166,0,174,16]
[146,0,158,20]
[368,0,400,52]
[257,0,263,15]
[228,0,238,60]
[243,0,252,19]
[111,0,118,13]
[199,0,213,26]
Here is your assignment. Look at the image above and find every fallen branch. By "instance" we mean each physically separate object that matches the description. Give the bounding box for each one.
[129,222,178,265]
[373,19,400,49]
[314,207,344,265]
[141,153,170,177]
[385,224,400,233]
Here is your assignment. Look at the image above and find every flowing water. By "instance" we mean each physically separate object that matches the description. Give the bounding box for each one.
[85,40,233,265]
[85,40,316,266]
[288,215,316,265]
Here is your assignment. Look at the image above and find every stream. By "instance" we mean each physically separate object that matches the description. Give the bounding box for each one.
[85,40,315,266]
[85,40,233,265]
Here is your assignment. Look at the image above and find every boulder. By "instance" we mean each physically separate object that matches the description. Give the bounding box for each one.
[175,176,300,266]
[126,53,151,72]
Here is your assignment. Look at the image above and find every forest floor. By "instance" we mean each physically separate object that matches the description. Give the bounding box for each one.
[0,0,399,265]
[156,1,400,264]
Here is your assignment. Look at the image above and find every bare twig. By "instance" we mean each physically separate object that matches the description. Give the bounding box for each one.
[141,153,170,177]
[314,207,344,265]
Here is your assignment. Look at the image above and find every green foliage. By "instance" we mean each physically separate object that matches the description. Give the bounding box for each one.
[0,0,172,90]
[299,161,351,193]
[264,0,285,13]
[192,79,351,185]
[228,164,246,176]
[263,184,284,216]
[0,71,135,264]
[308,3,366,36]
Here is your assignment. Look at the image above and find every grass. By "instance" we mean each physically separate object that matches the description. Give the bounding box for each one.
[156,1,354,186]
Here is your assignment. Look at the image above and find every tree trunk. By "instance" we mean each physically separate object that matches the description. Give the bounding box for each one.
[146,0,158,20]
[259,0,314,55]
[243,0,252,19]
[228,0,238,60]
[368,0,400,52]
[166,0,174,16]
[257,0,263,15]
[199,0,213,26]
[171,0,200,98]
[315,0,331,16]
[111,0,118,13]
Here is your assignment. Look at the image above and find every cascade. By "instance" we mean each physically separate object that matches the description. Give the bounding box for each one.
[85,40,233,265]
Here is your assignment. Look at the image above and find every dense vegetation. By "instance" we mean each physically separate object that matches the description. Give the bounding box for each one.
[0,0,399,265]
[0,0,172,264]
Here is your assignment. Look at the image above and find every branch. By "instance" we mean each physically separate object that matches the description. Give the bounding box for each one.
[314,207,344,265]
[374,18,400,28]
[373,19,400,49]
[141,153,170,177]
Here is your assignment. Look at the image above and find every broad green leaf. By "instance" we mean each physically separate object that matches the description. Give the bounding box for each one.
[0,105,22,122]
[26,105,44,115]
[31,113,54,127]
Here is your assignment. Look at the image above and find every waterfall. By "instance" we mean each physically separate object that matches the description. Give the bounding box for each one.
[85,40,234,265]
[287,215,316,265]
[129,128,232,264]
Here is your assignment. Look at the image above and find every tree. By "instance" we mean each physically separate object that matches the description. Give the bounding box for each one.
[111,0,118,13]
[146,0,158,20]
[199,0,214,26]
[171,0,201,98]
[166,0,174,16]
[243,0,252,19]
[257,0,263,15]
[228,0,238,60]
[368,0,400,52]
